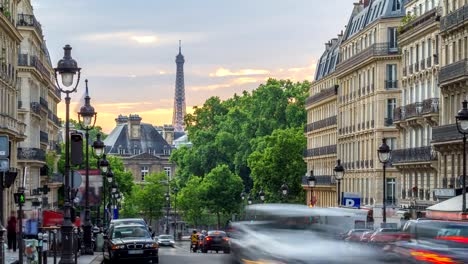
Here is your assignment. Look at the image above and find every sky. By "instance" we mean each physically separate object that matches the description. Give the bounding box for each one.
[33,0,354,133]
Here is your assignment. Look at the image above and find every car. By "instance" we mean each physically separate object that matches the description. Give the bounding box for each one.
[201,230,230,253]
[157,235,175,247]
[110,218,148,228]
[343,229,372,242]
[103,224,159,263]
[369,228,409,244]
[359,230,375,243]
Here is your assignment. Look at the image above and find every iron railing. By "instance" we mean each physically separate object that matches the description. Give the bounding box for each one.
[400,8,439,36]
[336,42,400,73]
[305,85,338,107]
[302,175,335,186]
[392,146,437,164]
[439,58,468,85]
[304,115,337,133]
[394,106,403,122]
[385,80,398,89]
[304,145,337,158]
[30,102,41,115]
[440,4,468,32]
[432,124,462,142]
[17,53,51,79]
[405,102,423,119]
[17,14,43,37]
[384,118,394,126]
[421,98,439,115]
[39,97,48,109]
[17,147,46,162]
[40,131,48,144]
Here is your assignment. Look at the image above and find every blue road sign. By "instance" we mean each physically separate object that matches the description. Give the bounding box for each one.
[341,192,361,208]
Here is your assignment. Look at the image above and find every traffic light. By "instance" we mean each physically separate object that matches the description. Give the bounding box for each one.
[70,132,83,166]
[14,192,25,205]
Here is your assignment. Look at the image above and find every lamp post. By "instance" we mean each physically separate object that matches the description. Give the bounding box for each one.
[280,183,289,203]
[258,189,265,203]
[110,183,118,221]
[456,100,468,214]
[378,139,392,224]
[307,170,317,206]
[173,187,178,240]
[240,192,246,220]
[55,44,81,264]
[334,159,345,206]
[92,134,105,228]
[78,80,97,255]
[165,192,170,234]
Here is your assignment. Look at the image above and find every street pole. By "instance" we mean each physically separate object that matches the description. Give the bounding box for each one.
[166,200,169,235]
[463,134,466,213]
[0,172,3,225]
[83,130,93,254]
[18,190,24,264]
[382,163,387,224]
[337,179,341,206]
[173,194,177,240]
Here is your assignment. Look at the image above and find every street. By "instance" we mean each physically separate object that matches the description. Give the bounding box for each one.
[158,241,231,264]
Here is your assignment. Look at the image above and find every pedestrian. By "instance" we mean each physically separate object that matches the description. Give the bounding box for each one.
[7,210,17,252]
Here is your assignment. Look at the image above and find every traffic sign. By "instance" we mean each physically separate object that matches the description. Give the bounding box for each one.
[66,171,83,188]
[342,192,361,208]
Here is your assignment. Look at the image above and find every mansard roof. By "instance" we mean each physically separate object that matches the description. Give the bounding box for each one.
[344,0,406,41]
[314,35,342,81]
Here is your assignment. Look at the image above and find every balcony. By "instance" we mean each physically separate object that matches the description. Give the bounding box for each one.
[432,124,463,143]
[421,98,439,115]
[40,131,48,144]
[304,115,337,133]
[17,53,51,79]
[305,85,338,107]
[384,117,394,127]
[439,59,468,87]
[304,144,337,158]
[385,80,398,89]
[405,102,423,119]
[17,14,43,37]
[48,111,61,127]
[39,97,48,109]
[394,106,403,122]
[440,5,468,32]
[336,43,400,74]
[400,8,439,36]
[302,175,335,186]
[30,102,41,115]
[17,147,46,162]
[392,146,437,164]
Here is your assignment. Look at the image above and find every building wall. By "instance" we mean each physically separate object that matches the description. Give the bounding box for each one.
[124,157,176,183]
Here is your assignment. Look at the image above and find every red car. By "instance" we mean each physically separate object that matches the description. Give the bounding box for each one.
[360,230,375,243]
[369,228,410,244]
[343,229,372,242]
[200,230,230,254]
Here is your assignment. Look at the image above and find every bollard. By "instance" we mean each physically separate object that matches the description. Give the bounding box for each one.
[38,232,43,264]
[0,224,5,264]
[42,233,48,264]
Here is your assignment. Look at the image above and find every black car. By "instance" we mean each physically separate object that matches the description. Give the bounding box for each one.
[103,224,159,263]
[201,230,230,253]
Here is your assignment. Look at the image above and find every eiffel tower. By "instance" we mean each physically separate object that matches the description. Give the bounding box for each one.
[172,40,187,132]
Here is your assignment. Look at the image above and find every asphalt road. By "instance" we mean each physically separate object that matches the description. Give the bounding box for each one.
[158,241,232,264]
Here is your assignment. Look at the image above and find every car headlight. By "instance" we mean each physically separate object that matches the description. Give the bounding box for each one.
[111,244,126,250]
[145,243,158,248]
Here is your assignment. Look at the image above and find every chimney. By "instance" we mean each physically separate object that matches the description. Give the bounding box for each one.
[115,114,128,125]
[162,125,174,146]
[338,30,343,38]
[128,114,142,139]
[325,41,332,51]
[331,38,338,46]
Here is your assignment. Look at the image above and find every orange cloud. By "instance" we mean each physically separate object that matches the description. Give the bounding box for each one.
[209,67,270,77]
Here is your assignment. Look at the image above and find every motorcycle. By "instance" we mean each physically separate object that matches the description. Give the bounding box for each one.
[190,241,198,253]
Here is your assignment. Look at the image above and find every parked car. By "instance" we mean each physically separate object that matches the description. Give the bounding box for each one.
[200,230,230,253]
[343,229,371,242]
[103,224,158,263]
[157,235,175,247]
[369,228,409,244]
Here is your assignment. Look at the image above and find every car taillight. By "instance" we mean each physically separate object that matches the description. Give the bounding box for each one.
[223,237,229,241]
[206,237,212,241]
[410,249,460,264]
[437,236,468,244]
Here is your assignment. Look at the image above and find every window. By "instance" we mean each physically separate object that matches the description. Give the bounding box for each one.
[164,167,172,180]
[141,166,149,181]
[385,137,397,151]
[386,64,397,89]
[392,0,401,11]
[388,28,398,51]
[386,99,396,125]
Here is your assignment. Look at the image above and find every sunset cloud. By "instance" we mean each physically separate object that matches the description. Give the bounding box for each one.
[209,67,270,77]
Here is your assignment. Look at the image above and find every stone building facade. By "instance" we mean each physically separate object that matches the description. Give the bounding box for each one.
[393,0,441,215]
[334,0,405,225]
[303,35,341,208]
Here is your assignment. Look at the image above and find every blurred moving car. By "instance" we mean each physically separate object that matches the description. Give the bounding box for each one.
[103,224,159,263]
[157,235,175,247]
[369,228,409,244]
[201,230,230,253]
[343,229,372,242]
[386,219,468,263]
[359,230,375,243]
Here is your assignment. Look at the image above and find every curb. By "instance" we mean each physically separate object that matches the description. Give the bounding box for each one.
[90,254,104,264]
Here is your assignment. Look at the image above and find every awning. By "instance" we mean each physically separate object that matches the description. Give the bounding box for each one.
[426,195,468,212]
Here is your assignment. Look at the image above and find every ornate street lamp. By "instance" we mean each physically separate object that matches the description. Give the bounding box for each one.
[334,159,345,206]
[456,100,468,213]
[247,195,252,205]
[281,183,289,196]
[92,133,105,158]
[307,170,316,207]
[99,154,109,173]
[93,133,106,228]
[78,80,97,255]
[258,189,265,203]
[55,44,81,264]
[106,168,114,183]
[378,139,392,224]
[241,191,245,200]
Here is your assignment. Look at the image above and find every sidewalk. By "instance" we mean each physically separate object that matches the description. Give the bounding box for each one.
[4,250,103,264]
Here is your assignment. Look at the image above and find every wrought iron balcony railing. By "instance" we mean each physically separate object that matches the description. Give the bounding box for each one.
[421,98,439,115]
[400,8,439,36]
[439,58,468,86]
[17,53,51,79]
[305,85,338,107]
[39,97,48,109]
[30,102,41,115]
[40,131,48,144]
[304,144,337,158]
[441,4,468,32]
[392,146,437,164]
[432,123,462,143]
[385,80,398,89]
[394,106,403,122]
[336,43,400,73]
[405,102,423,119]
[384,118,394,126]
[304,115,337,133]
[17,14,43,37]
[302,175,335,186]
[48,111,61,126]
[17,147,46,162]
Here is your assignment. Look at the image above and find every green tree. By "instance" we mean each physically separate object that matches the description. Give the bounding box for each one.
[248,127,306,203]
[134,173,166,225]
[200,165,244,229]
[120,185,142,218]
[177,176,204,227]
